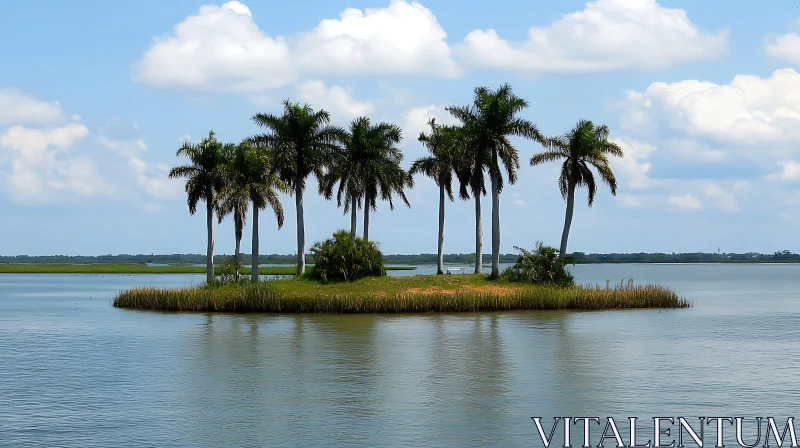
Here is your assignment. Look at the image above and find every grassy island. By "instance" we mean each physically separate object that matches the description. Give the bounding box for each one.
[113,274,690,314]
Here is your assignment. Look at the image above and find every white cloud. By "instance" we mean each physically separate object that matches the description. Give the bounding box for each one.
[668,194,701,209]
[133,1,293,91]
[610,137,658,189]
[402,104,459,142]
[179,134,192,143]
[131,159,183,200]
[455,0,727,74]
[134,0,458,91]
[0,124,108,202]
[1,124,89,159]
[0,89,65,124]
[294,0,458,78]
[764,33,800,64]
[770,160,800,181]
[630,69,800,145]
[296,81,374,121]
[616,90,656,135]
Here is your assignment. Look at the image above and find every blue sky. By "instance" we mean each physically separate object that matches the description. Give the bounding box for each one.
[1,0,800,256]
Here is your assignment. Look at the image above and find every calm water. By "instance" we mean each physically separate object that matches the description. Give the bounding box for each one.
[0,264,798,447]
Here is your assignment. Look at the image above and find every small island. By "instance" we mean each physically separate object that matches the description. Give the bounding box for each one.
[113,231,688,314]
[109,83,690,314]
[112,273,688,314]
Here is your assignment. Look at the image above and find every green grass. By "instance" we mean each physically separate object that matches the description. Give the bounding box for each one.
[0,263,415,275]
[113,274,690,313]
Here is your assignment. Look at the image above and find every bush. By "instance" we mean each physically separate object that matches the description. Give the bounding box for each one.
[213,255,248,287]
[503,242,575,287]
[310,230,386,283]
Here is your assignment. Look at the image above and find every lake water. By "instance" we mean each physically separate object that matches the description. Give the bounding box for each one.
[0,264,798,447]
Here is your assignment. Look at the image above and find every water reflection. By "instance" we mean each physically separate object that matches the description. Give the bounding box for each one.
[2,266,800,447]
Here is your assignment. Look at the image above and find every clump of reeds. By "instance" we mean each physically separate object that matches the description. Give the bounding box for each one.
[113,281,690,314]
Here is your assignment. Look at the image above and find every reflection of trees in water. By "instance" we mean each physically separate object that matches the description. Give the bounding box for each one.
[176,314,312,446]
[419,313,515,446]
[550,311,630,445]
[305,315,381,417]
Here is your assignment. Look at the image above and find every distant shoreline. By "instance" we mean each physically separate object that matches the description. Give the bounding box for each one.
[0,264,415,274]
[1,251,799,266]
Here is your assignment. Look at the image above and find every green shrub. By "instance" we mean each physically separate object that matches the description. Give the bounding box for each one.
[310,230,386,283]
[503,242,575,287]
[213,255,248,287]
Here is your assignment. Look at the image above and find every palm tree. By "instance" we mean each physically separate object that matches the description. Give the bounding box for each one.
[530,119,623,259]
[320,117,369,239]
[448,121,487,274]
[250,100,344,276]
[168,131,226,282]
[409,119,458,275]
[357,118,410,241]
[217,141,288,282]
[448,83,547,278]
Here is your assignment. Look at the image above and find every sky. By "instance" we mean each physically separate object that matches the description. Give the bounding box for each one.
[1,0,799,256]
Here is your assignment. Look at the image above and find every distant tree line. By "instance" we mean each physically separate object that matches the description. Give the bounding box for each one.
[2,251,799,265]
[0,253,517,265]
[568,250,800,263]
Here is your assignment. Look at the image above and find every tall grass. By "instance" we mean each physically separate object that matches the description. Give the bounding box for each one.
[113,281,690,313]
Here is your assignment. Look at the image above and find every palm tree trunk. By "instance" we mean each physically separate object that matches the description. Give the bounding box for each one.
[363,193,370,241]
[490,160,501,279]
[437,183,445,275]
[350,197,357,238]
[234,233,241,278]
[251,205,259,283]
[206,201,215,282]
[560,182,576,259]
[295,181,305,276]
[474,191,483,275]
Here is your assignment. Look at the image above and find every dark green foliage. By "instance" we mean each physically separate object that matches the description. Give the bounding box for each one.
[503,242,575,287]
[310,230,386,283]
[531,119,623,206]
[214,256,248,286]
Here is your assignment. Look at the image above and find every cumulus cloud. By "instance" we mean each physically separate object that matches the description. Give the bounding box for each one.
[129,157,183,200]
[0,123,108,202]
[610,137,658,189]
[133,2,292,91]
[294,0,458,78]
[296,81,374,122]
[626,69,800,145]
[770,160,800,182]
[402,104,459,142]
[133,0,457,91]
[455,0,727,74]
[668,194,701,209]
[0,89,65,124]
[764,33,800,64]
